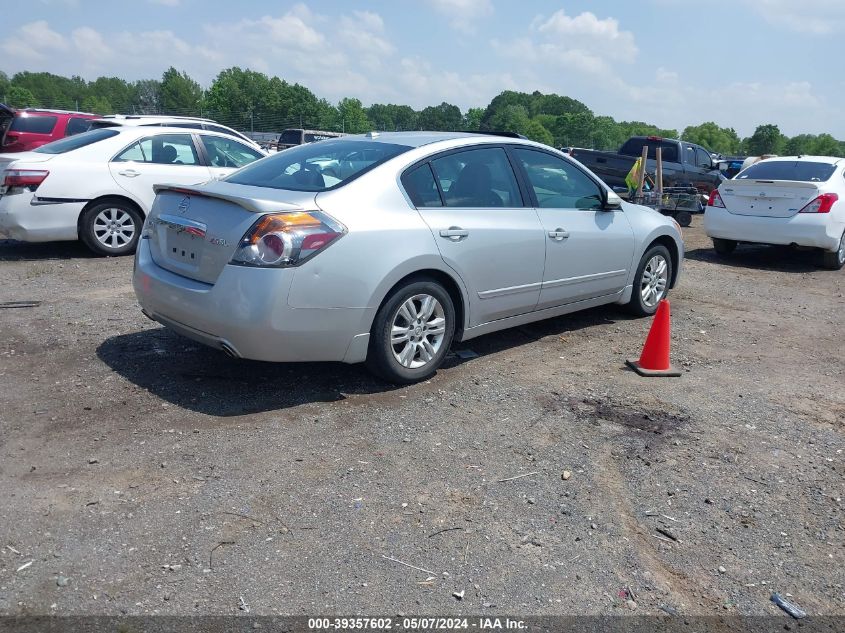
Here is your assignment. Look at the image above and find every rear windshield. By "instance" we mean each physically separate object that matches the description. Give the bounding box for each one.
[620,138,679,163]
[226,139,411,192]
[737,161,837,182]
[34,128,120,154]
[10,115,58,135]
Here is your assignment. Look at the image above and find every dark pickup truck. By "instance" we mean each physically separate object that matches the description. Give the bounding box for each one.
[568,136,723,195]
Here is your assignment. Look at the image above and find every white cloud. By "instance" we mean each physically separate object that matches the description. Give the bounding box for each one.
[426,0,493,33]
[2,20,68,61]
[148,0,180,5]
[536,10,637,59]
[71,27,112,62]
[742,0,845,33]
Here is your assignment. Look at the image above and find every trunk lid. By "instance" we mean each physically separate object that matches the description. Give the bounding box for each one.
[0,152,54,169]
[719,179,820,218]
[146,181,317,284]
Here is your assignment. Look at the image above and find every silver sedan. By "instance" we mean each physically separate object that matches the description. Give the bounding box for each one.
[133,132,683,383]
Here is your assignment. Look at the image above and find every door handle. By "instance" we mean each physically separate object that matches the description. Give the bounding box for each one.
[548,228,569,241]
[440,227,469,241]
[118,169,140,178]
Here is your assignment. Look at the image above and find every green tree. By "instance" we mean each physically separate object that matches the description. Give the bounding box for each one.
[418,102,462,131]
[159,67,203,116]
[81,95,112,115]
[808,133,841,156]
[132,79,161,114]
[745,124,786,155]
[366,103,420,131]
[463,107,484,131]
[784,134,814,155]
[524,119,554,146]
[0,71,10,102]
[681,122,741,154]
[11,71,85,109]
[336,97,371,133]
[488,104,530,134]
[88,77,133,114]
[6,86,39,108]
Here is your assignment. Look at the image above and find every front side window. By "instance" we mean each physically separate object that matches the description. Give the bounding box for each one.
[113,134,199,165]
[431,147,522,208]
[226,139,411,192]
[34,128,119,154]
[514,148,603,210]
[65,117,92,137]
[200,135,263,168]
[695,148,713,168]
[10,115,58,135]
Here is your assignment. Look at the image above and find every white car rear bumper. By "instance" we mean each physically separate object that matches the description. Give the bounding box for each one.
[0,193,84,242]
[704,206,844,251]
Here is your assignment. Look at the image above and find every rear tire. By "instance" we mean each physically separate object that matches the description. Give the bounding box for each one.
[366,279,456,384]
[79,200,142,257]
[821,231,845,270]
[712,238,737,256]
[627,244,673,317]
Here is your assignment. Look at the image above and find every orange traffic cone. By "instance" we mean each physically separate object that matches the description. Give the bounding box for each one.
[626,299,681,377]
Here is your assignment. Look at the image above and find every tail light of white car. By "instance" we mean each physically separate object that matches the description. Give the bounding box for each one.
[707,190,725,208]
[230,211,346,268]
[2,169,49,193]
[798,193,838,214]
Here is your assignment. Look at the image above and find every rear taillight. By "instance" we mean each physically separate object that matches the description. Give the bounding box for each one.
[707,190,725,208]
[230,211,346,267]
[798,193,838,214]
[3,169,49,189]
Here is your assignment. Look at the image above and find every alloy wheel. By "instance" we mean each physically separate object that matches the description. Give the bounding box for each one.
[93,207,136,250]
[640,254,668,308]
[390,294,447,369]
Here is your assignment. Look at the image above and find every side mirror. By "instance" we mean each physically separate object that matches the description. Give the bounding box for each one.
[603,191,623,210]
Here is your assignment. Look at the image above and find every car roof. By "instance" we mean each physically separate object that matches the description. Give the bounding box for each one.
[764,155,844,165]
[96,114,214,123]
[338,131,527,149]
[18,108,97,117]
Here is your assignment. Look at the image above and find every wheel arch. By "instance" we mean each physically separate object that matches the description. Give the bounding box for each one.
[645,233,682,288]
[76,195,146,237]
[374,267,468,341]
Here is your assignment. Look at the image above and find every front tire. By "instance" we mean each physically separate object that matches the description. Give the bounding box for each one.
[627,244,672,317]
[821,231,845,270]
[712,238,737,256]
[79,200,142,256]
[366,279,456,384]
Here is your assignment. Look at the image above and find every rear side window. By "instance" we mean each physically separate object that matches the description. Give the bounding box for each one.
[113,134,200,165]
[200,135,263,168]
[403,164,442,207]
[10,115,58,135]
[280,130,303,145]
[738,161,836,182]
[65,117,92,137]
[226,139,411,192]
[431,147,522,208]
[34,128,119,154]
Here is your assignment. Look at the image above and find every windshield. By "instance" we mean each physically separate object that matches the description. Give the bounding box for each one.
[34,128,120,154]
[226,139,412,192]
[737,161,837,182]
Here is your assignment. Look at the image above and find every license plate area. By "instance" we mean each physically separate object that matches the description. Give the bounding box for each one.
[166,229,204,264]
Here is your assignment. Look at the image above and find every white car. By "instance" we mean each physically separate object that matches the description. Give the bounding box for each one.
[89,115,262,152]
[705,156,845,270]
[0,126,266,255]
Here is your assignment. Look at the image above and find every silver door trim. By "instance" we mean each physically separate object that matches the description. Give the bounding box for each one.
[542,269,626,290]
[477,281,543,300]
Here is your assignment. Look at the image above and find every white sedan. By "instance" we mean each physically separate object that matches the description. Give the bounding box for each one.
[705,156,845,269]
[0,126,266,255]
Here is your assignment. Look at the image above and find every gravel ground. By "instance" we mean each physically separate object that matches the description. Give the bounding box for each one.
[0,216,842,617]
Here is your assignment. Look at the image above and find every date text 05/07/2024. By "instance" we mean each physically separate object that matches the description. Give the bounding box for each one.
[307,617,527,630]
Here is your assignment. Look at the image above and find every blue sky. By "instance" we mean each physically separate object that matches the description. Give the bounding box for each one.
[1,0,843,138]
